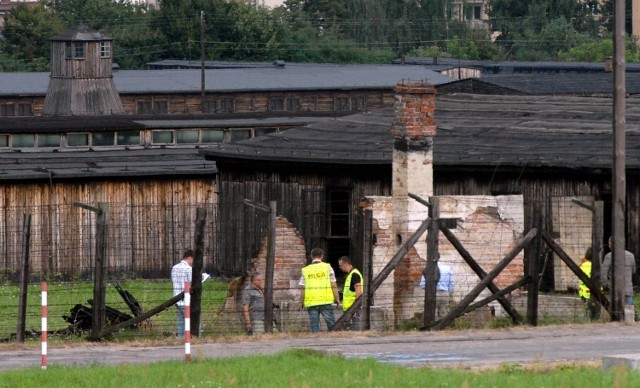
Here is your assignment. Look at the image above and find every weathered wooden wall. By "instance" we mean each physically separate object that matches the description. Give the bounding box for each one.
[0,177,216,281]
[90,89,395,115]
[215,162,392,276]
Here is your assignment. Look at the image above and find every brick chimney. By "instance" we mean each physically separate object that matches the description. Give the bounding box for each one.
[391,81,436,247]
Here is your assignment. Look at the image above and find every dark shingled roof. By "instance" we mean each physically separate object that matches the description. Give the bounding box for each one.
[479,73,640,95]
[202,94,640,172]
[0,148,215,181]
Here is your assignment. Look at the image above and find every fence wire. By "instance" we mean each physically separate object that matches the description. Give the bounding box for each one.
[0,196,614,341]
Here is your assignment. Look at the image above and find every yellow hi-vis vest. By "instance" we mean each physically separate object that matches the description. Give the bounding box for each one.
[578,261,592,299]
[302,262,334,307]
[342,268,363,311]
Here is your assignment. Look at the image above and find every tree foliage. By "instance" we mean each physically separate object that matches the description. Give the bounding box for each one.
[1,3,64,70]
[0,0,630,72]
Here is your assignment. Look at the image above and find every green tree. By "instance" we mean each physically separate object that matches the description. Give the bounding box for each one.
[1,3,65,71]
[488,0,600,59]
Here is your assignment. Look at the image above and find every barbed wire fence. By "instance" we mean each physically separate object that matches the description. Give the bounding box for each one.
[0,195,609,342]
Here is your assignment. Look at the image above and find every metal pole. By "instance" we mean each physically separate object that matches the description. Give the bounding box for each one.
[612,0,627,322]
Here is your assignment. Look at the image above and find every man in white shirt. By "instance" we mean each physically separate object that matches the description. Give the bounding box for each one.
[171,249,194,338]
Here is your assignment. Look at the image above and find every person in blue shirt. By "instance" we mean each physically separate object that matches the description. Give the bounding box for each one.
[420,261,454,320]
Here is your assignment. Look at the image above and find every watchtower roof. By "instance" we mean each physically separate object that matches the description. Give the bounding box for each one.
[50,25,112,42]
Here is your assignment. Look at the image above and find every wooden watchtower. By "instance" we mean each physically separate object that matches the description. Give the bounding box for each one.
[43,25,124,116]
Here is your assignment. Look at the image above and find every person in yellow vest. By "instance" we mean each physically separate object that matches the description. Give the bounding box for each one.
[299,248,341,332]
[338,256,363,331]
[578,247,593,301]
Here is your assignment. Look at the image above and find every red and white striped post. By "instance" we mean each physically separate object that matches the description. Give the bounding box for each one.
[184,281,191,362]
[41,281,48,370]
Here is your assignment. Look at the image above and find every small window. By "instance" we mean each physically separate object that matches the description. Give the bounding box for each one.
[177,130,199,144]
[202,100,216,113]
[0,104,15,117]
[201,129,224,143]
[93,132,115,146]
[0,135,9,148]
[100,41,111,58]
[351,96,366,111]
[473,5,481,19]
[286,98,300,111]
[74,42,85,59]
[334,97,350,111]
[17,103,33,116]
[12,134,35,148]
[65,42,73,59]
[218,98,234,113]
[328,190,350,237]
[153,100,168,114]
[117,130,140,146]
[37,134,60,148]
[68,133,89,147]
[254,127,277,137]
[269,97,284,111]
[229,130,251,141]
[137,100,152,114]
[152,130,174,144]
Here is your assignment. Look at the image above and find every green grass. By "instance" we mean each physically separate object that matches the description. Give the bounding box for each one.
[0,280,229,341]
[0,349,638,387]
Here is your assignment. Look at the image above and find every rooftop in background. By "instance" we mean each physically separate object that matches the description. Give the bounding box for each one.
[394,56,640,74]
[0,63,453,96]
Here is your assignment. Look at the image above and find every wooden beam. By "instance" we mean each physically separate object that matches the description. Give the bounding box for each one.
[423,197,439,327]
[423,276,530,330]
[431,227,537,330]
[91,203,109,340]
[541,230,611,314]
[440,225,523,324]
[333,215,431,330]
[16,214,31,343]
[191,207,206,336]
[527,206,542,326]
[264,201,276,333]
[590,201,604,319]
[88,293,184,341]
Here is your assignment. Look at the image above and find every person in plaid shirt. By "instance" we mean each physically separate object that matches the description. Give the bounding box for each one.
[171,249,194,338]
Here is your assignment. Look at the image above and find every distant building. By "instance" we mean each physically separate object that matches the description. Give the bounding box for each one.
[0,0,38,29]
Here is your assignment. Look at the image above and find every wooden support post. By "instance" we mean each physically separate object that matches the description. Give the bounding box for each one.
[16,213,31,343]
[91,203,109,340]
[440,225,523,324]
[191,207,206,337]
[264,201,276,333]
[527,207,542,326]
[432,228,537,330]
[243,198,276,333]
[360,209,373,330]
[590,201,604,319]
[541,230,611,314]
[423,197,439,327]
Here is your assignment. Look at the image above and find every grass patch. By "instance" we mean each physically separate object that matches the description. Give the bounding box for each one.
[0,280,229,342]
[0,348,638,387]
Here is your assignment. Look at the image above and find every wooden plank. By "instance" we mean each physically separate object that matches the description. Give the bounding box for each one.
[541,230,611,314]
[423,197,439,327]
[440,225,523,324]
[431,227,537,330]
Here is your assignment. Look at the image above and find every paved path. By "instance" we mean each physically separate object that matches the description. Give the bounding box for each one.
[1,323,639,371]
